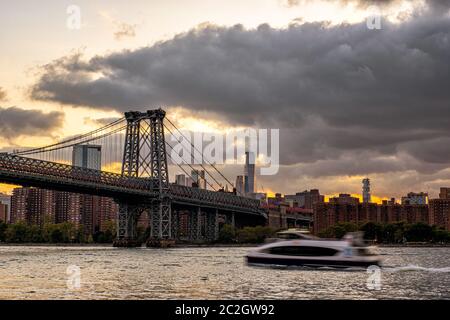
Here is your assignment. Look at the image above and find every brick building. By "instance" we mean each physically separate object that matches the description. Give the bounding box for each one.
[285,189,324,209]
[10,187,30,223]
[0,202,8,223]
[313,195,360,234]
[10,187,118,235]
[10,187,56,226]
[428,188,450,231]
[79,195,118,235]
[313,194,430,235]
[266,205,288,230]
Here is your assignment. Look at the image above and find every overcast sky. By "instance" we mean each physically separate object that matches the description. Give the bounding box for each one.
[1,0,449,200]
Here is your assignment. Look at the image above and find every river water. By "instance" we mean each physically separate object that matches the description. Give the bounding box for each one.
[0,246,449,299]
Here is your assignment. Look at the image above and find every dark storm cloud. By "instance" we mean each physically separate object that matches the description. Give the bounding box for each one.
[287,0,397,6]
[29,3,450,181]
[279,123,441,165]
[399,137,450,164]
[287,0,449,10]
[0,106,64,139]
[31,10,450,130]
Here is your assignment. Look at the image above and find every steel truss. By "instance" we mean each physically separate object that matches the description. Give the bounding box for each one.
[121,109,172,246]
[150,198,172,239]
[171,210,179,240]
[114,203,145,247]
[122,114,140,177]
[205,209,219,242]
[188,208,201,241]
[0,153,153,196]
[0,153,263,213]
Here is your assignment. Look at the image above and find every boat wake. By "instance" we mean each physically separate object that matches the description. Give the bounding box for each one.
[247,263,367,272]
[248,263,450,273]
[383,265,450,273]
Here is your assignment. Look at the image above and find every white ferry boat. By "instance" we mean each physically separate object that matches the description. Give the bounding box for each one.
[247,232,382,268]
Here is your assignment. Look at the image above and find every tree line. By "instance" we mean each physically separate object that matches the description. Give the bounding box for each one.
[217,225,277,243]
[318,221,450,243]
[0,221,116,244]
[1,220,449,244]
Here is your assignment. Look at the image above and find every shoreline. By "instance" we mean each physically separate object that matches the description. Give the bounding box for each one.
[1,242,450,248]
[0,243,256,248]
[378,244,450,247]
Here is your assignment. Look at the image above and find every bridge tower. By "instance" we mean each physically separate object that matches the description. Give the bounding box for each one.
[114,109,173,247]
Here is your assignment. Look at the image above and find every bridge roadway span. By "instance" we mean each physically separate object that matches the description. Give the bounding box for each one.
[0,153,264,217]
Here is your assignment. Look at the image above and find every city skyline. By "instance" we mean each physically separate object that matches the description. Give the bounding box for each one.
[2,0,450,304]
[1,0,450,200]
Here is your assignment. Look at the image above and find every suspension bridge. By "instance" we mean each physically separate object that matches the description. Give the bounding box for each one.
[0,108,266,247]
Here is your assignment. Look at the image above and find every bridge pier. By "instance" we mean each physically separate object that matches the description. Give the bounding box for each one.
[225,212,235,228]
[186,207,219,243]
[147,199,175,248]
[113,203,142,247]
[188,207,203,242]
[171,210,179,241]
[206,209,219,242]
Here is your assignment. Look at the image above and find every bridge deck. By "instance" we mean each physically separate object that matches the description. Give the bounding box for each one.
[0,154,264,216]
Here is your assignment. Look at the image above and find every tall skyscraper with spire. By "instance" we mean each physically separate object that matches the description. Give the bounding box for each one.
[244,151,255,195]
[362,178,371,203]
[235,175,244,196]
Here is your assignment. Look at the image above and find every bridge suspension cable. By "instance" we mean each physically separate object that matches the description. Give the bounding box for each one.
[164,140,218,191]
[164,117,235,189]
[13,117,126,156]
[163,123,225,191]
[9,110,237,192]
[16,124,127,156]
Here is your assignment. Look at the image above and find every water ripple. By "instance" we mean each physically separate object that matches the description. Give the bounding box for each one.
[0,246,449,299]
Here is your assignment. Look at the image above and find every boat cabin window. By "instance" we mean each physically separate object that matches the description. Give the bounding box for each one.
[277,233,303,239]
[268,246,338,257]
[276,232,313,240]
